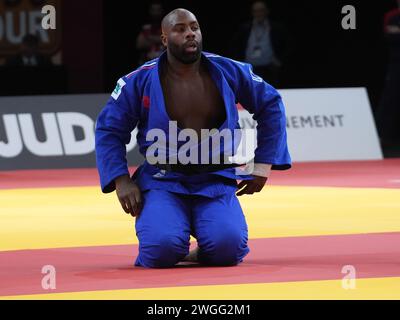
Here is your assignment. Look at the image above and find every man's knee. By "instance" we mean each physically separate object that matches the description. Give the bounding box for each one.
[198,227,249,266]
[137,233,189,268]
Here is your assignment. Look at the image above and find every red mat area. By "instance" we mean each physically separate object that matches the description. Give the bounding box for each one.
[1,233,399,297]
[1,159,400,190]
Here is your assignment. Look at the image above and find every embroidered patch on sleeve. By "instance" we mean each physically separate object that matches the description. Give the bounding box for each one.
[111,78,127,100]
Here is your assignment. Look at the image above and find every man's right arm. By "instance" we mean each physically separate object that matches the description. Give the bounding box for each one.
[95,77,141,194]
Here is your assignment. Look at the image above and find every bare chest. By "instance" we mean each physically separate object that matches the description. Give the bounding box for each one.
[160,72,226,134]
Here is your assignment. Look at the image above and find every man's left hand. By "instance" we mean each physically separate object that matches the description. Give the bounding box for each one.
[236,175,268,196]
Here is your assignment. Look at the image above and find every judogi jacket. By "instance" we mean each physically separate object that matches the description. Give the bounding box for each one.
[95,51,291,197]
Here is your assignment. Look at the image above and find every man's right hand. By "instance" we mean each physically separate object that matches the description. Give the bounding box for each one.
[115,175,142,217]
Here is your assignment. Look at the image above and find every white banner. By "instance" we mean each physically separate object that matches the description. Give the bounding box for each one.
[239,87,383,162]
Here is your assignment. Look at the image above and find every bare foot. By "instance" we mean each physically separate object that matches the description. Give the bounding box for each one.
[182,247,199,262]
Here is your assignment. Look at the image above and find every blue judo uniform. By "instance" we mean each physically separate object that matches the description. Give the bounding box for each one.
[95,51,291,268]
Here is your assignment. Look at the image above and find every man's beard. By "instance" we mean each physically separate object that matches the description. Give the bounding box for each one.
[169,41,202,65]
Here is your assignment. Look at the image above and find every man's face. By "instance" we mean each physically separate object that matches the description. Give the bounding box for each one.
[149,4,163,22]
[21,42,37,56]
[162,12,203,64]
[252,2,268,22]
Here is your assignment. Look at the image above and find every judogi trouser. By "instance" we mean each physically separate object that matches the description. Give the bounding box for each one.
[133,162,251,268]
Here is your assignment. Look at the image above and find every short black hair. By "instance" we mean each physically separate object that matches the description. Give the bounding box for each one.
[149,0,163,8]
[251,0,269,8]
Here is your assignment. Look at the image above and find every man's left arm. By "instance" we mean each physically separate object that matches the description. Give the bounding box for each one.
[233,62,291,196]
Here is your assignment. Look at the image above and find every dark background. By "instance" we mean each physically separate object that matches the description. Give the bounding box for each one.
[103,0,398,111]
[0,0,398,112]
